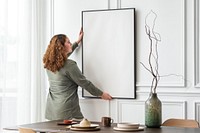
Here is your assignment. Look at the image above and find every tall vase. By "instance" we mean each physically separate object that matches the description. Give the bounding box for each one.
[145,92,162,128]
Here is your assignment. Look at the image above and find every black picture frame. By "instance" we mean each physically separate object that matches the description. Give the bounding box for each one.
[81,8,136,99]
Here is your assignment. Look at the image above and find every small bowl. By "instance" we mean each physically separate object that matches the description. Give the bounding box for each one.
[117,123,140,129]
[63,120,73,124]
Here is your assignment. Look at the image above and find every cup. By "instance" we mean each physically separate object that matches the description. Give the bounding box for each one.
[101,117,114,127]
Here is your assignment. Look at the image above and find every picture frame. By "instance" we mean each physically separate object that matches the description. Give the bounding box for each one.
[82,8,136,99]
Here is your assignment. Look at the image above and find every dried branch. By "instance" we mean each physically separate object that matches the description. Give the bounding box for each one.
[140,10,161,93]
[141,10,190,92]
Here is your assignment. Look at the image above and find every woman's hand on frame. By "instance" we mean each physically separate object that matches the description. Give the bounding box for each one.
[101,92,112,100]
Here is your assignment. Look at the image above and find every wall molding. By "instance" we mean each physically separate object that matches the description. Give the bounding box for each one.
[117,0,121,9]
[116,100,186,123]
[194,0,200,87]
[120,0,186,87]
[194,102,200,122]
[117,100,145,123]
[137,91,200,97]
[50,0,54,36]
[80,99,110,120]
[162,101,187,119]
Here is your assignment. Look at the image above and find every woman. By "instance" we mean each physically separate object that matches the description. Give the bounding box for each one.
[43,29,112,120]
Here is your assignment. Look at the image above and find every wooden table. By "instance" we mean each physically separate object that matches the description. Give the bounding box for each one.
[3,120,200,133]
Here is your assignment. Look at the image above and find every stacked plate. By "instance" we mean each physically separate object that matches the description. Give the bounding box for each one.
[113,123,144,132]
[70,124,100,131]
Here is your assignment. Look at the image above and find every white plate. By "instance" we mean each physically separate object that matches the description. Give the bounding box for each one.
[113,126,145,132]
[71,124,99,129]
[117,123,140,129]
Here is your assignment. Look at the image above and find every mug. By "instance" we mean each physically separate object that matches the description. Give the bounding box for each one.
[101,117,114,127]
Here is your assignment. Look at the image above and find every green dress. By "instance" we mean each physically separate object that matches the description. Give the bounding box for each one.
[45,43,103,120]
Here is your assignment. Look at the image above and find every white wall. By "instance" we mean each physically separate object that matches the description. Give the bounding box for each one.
[51,0,200,124]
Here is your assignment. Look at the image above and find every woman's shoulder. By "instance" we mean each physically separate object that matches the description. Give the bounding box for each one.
[64,59,78,69]
[59,59,77,73]
[66,59,76,65]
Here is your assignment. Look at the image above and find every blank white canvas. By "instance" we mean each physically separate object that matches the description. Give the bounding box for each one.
[82,9,135,99]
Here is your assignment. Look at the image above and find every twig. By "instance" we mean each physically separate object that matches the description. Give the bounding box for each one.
[141,10,161,93]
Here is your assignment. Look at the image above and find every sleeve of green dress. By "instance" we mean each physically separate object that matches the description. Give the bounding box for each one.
[67,42,78,57]
[66,61,103,97]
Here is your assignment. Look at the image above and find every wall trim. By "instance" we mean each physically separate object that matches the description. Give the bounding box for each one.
[194,102,200,122]
[137,91,200,97]
[116,100,186,122]
[133,0,186,87]
[117,100,145,122]
[50,0,54,36]
[117,0,121,9]
[162,101,187,119]
[194,0,200,87]
[108,0,110,9]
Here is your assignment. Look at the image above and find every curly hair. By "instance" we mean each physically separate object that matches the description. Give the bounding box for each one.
[43,34,68,73]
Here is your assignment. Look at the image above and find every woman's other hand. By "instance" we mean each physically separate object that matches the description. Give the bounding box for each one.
[101,92,112,100]
[76,28,84,44]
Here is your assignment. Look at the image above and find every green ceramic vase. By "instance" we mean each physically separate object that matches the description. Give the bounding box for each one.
[145,93,162,128]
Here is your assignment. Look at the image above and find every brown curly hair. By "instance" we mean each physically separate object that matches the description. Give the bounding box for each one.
[43,34,68,73]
